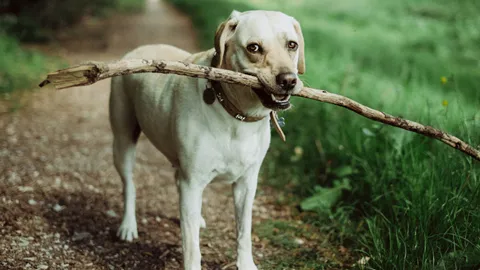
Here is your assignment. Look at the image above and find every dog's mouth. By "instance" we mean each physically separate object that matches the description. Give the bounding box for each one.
[252,88,291,110]
[243,71,291,110]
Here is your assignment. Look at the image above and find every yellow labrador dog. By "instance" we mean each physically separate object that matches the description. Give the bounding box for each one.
[110,10,305,270]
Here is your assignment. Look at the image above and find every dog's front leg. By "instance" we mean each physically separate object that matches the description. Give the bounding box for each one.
[233,169,260,270]
[177,171,206,270]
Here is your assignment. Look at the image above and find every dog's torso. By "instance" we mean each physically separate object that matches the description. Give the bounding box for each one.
[112,44,271,185]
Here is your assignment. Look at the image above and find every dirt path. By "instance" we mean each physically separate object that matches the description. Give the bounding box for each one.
[0,1,293,269]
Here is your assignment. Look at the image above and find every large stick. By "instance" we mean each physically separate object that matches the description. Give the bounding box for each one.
[39,59,480,161]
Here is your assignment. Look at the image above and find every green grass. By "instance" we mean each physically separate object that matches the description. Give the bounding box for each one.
[0,0,143,103]
[0,34,63,95]
[255,220,349,269]
[170,0,480,268]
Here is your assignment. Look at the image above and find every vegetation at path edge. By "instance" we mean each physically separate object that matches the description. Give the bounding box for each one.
[0,0,144,102]
[170,0,480,269]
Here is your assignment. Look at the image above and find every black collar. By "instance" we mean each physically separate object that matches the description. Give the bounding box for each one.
[204,80,266,122]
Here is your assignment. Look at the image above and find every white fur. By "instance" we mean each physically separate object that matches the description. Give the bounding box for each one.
[109,10,305,270]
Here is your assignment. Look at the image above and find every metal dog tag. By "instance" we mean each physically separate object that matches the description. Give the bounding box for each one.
[277,116,286,127]
[203,87,216,105]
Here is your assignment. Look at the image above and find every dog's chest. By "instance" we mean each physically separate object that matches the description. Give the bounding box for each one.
[213,138,265,182]
[196,125,270,183]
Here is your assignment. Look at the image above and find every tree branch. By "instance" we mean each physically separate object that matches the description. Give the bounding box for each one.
[39,59,480,161]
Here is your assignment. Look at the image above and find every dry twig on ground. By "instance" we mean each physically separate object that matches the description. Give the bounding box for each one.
[40,59,480,161]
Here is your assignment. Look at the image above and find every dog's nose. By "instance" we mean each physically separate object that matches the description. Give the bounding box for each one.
[276,73,297,91]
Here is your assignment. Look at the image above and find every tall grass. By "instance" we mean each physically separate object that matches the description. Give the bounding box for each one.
[170,0,480,268]
[0,34,61,95]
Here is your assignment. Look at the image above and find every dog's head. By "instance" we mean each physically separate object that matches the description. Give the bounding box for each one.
[212,10,305,110]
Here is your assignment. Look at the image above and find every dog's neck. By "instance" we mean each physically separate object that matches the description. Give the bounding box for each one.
[210,53,271,119]
[219,83,271,119]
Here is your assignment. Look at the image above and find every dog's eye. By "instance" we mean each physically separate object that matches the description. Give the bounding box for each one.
[246,43,261,53]
[287,41,298,50]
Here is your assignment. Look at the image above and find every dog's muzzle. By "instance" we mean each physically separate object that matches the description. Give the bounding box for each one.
[252,87,291,110]
[243,71,294,110]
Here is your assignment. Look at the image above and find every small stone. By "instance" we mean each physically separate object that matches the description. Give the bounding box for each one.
[52,204,65,212]
[28,199,38,205]
[155,216,162,222]
[54,177,61,186]
[72,231,92,241]
[294,238,304,245]
[72,172,84,182]
[141,218,148,224]
[6,125,15,135]
[37,265,49,270]
[18,238,30,247]
[19,186,34,192]
[357,256,370,265]
[106,210,118,218]
[44,164,54,173]
[7,172,20,183]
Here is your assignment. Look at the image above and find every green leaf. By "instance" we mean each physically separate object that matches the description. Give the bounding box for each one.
[333,166,356,177]
[300,178,351,212]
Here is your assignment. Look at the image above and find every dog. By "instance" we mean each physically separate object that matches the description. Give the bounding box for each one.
[109,10,305,270]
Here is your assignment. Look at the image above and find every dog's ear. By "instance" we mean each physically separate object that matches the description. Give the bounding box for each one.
[212,11,239,68]
[229,10,241,18]
[292,18,306,74]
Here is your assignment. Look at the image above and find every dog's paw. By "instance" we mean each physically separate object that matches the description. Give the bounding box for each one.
[117,218,138,242]
[200,216,206,229]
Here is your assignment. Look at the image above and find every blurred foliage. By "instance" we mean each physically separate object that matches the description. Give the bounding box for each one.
[170,0,480,268]
[115,0,146,13]
[0,34,62,95]
[0,0,143,100]
[0,0,144,42]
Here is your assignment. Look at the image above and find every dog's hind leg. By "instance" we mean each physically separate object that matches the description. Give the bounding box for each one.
[110,77,141,242]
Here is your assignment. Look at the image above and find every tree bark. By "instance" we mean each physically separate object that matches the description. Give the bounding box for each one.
[39,59,480,161]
